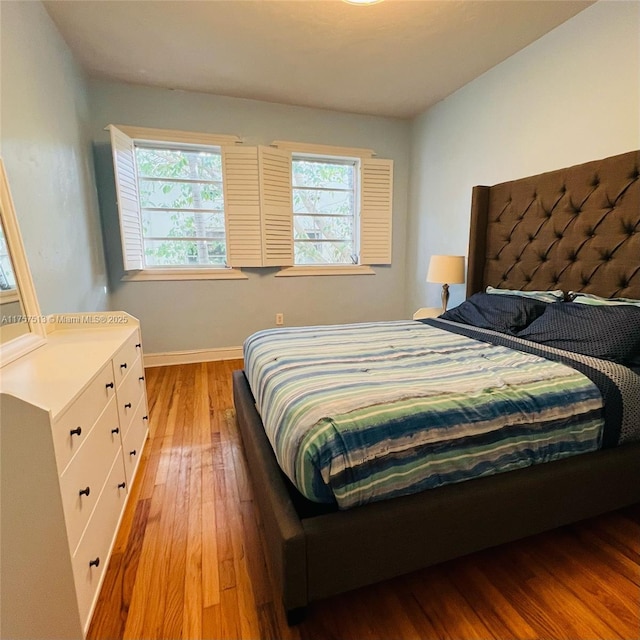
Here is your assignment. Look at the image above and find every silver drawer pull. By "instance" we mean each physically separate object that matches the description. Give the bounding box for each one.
[124,402,132,409]
[79,486,90,497]
[111,427,120,435]
[120,363,127,370]
[105,382,114,389]
[89,557,100,568]
[129,449,137,457]
[69,427,82,437]
[118,482,126,489]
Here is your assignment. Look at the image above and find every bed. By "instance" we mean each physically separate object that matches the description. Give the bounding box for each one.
[232,149,640,623]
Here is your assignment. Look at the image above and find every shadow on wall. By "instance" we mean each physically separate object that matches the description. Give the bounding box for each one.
[93,143,126,291]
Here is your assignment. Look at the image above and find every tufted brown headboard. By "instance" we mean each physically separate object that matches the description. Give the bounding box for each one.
[467,150,640,300]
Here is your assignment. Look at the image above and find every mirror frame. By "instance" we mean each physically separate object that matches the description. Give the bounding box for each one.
[0,158,46,367]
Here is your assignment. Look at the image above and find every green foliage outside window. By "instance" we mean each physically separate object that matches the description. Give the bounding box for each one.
[292,159,357,265]
[135,147,226,267]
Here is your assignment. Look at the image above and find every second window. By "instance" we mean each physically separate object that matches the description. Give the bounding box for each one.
[291,155,359,266]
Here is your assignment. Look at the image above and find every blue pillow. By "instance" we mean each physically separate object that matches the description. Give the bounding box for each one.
[518,303,640,366]
[486,286,564,303]
[440,292,547,335]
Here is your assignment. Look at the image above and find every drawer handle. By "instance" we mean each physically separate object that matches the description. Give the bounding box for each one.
[111,427,120,435]
[79,486,91,497]
[120,363,127,370]
[139,376,145,381]
[129,449,137,457]
[89,557,100,568]
[70,426,82,437]
[106,382,114,389]
[124,402,132,409]
[135,343,141,348]
[118,482,126,489]
[143,415,149,421]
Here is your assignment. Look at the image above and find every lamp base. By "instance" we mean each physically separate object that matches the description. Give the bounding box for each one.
[441,283,450,313]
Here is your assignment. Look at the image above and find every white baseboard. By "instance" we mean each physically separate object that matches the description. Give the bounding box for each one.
[144,346,243,368]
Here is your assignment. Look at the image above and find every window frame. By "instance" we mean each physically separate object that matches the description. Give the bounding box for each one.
[290,152,361,269]
[272,140,393,277]
[134,141,228,271]
[107,125,247,281]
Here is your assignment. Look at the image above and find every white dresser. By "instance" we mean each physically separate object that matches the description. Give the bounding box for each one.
[0,312,149,638]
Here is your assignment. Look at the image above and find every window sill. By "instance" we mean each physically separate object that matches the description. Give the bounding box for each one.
[121,268,248,282]
[275,265,375,277]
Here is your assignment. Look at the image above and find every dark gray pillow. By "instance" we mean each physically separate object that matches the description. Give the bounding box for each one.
[517,303,640,366]
[440,292,548,335]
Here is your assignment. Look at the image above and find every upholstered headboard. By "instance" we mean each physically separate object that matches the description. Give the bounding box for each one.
[467,150,640,300]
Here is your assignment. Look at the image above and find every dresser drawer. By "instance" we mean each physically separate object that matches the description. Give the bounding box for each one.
[122,397,149,486]
[116,356,147,437]
[112,331,142,388]
[53,362,116,473]
[71,454,128,632]
[59,397,122,554]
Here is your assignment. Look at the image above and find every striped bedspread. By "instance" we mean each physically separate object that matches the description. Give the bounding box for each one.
[243,321,605,509]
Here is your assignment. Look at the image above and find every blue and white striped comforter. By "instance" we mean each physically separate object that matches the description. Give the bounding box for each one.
[244,320,609,509]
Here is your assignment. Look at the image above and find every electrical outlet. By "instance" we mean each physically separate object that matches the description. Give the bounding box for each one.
[276,313,284,326]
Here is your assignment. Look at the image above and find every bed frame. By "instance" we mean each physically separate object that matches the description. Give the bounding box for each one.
[232,149,640,623]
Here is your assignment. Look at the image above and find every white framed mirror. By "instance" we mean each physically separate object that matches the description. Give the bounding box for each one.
[0,158,46,367]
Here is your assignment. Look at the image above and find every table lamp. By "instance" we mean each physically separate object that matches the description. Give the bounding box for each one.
[427,255,465,312]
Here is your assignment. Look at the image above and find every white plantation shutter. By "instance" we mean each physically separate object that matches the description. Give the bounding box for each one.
[259,146,293,266]
[108,125,143,271]
[222,146,263,267]
[360,158,393,265]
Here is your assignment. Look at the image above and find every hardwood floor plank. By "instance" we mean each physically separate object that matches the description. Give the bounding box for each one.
[89,360,640,640]
[201,398,222,607]
[202,498,221,607]
[219,586,241,640]
[527,533,640,637]
[500,544,620,639]
[239,500,273,607]
[121,483,166,640]
[473,547,578,639]
[568,526,640,587]
[408,567,495,640]
[161,377,193,639]
[202,604,222,640]
[389,580,444,640]
[446,559,539,640]
[139,366,191,638]
[182,366,204,638]
[227,499,262,638]
[585,513,640,564]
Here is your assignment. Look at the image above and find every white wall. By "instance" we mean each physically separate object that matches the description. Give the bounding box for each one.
[407,0,640,314]
[0,1,108,315]
[89,81,411,353]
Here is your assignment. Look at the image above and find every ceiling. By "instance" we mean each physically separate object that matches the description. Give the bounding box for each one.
[44,0,593,119]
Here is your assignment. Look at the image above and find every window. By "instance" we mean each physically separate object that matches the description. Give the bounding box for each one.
[135,144,226,268]
[276,141,394,273]
[108,126,393,278]
[292,156,359,265]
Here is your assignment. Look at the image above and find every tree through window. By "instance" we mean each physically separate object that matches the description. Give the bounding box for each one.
[135,144,226,267]
[292,156,359,265]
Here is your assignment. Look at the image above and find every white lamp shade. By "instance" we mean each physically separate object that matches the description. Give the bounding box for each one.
[426,255,465,284]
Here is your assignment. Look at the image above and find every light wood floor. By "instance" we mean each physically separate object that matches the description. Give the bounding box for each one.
[88,361,640,640]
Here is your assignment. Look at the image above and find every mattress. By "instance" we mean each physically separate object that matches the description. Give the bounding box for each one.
[244,320,640,509]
